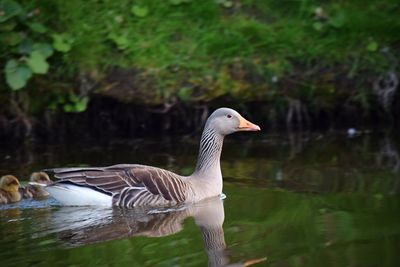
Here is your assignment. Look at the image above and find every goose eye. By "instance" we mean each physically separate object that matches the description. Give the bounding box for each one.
[226,114,232,119]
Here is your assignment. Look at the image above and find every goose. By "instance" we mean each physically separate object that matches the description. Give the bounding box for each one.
[0,175,22,204]
[43,107,260,207]
[20,172,51,199]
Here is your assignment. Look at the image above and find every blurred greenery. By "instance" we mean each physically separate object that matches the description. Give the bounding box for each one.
[0,0,399,133]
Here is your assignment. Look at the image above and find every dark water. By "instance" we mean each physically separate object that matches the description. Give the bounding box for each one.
[0,132,400,267]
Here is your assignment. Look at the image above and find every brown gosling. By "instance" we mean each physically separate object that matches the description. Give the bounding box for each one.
[20,172,51,199]
[0,175,22,204]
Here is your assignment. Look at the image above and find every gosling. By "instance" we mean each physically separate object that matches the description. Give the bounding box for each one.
[0,175,22,204]
[20,172,51,199]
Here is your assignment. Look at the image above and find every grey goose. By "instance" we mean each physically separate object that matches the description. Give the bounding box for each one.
[42,108,260,207]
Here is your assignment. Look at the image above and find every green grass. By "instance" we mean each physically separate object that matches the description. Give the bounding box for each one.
[25,0,399,70]
[1,0,400,114]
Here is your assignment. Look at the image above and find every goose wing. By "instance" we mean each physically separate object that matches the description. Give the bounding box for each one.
[46,164,189,203]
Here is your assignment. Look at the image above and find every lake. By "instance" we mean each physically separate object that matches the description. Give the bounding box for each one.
[1,132,399,266]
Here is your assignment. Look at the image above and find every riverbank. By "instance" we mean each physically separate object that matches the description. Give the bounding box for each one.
[1,1,399,140]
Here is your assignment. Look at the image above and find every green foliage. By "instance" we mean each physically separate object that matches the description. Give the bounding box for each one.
[5,59,31,90]
[0,0,22,22]
[169,0,191,6]
[177,87,193,101]
[367,40,379,52]
[131,5,149,18]
[107,32,129,50]
[26,50,49,74]
[48,92,89,113]
[52,33,73,52]
[0,0,71,93]
[0,0,91,113]
[1,0,400,115]
[63,96,89,113]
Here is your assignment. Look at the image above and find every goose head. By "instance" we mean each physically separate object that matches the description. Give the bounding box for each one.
[0,175,20,193]
[30,172,51,185]
[205,108,261,136]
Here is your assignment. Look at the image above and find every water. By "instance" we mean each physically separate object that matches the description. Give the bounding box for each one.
[0,132,399,266]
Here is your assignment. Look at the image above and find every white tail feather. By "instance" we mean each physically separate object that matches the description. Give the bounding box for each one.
[46,184,112,206]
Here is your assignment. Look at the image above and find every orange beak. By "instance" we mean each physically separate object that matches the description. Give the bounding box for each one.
[238,117,261,131]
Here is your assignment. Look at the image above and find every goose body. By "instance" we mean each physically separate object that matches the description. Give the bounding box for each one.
[44,108,260,207]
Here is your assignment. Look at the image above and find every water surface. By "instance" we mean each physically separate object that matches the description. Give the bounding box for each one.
[1,132,399,266]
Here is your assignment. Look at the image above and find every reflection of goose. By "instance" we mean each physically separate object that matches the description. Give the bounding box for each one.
[46,197,265,266]
[43,108,260,207]
[0,175,21,204]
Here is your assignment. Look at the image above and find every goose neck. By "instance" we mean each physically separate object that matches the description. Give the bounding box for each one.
[194,127,224,176]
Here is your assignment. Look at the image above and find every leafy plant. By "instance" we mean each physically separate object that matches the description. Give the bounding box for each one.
[52,33,73,52]
[0,0,69,90]
[367,40,379,52]
[131,5,149,18]
[63,94,89,113]
[107,32,129,50]
[1,0,400,119]
[48,92,89,113]
[5,59,31,89]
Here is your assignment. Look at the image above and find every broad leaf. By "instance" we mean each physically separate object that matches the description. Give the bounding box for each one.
[17,64,32,81]
[63,104,74,113]
[52,34,72,52]
[1,32,22,46]
[26,51,49,74]
[33,43,53,58]
[6,70,26,90]
[131,5,149,17]
[367,41,378,52]
[5,60,32,90]
[18,38,34,54]
[0,20,17,31]
[5,59,17,73]
[108,32,129,50]
[75,97,89,112]
[0,0,22,22]
[28,22,47,33]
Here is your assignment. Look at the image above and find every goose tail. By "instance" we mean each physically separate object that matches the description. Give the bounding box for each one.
[45,183,113,206]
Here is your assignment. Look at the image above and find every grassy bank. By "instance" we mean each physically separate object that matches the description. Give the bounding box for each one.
[1,0,399,137]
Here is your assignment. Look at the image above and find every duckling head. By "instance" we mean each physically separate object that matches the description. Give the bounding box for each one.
[0,175,21,193]
[30,172,51,185]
